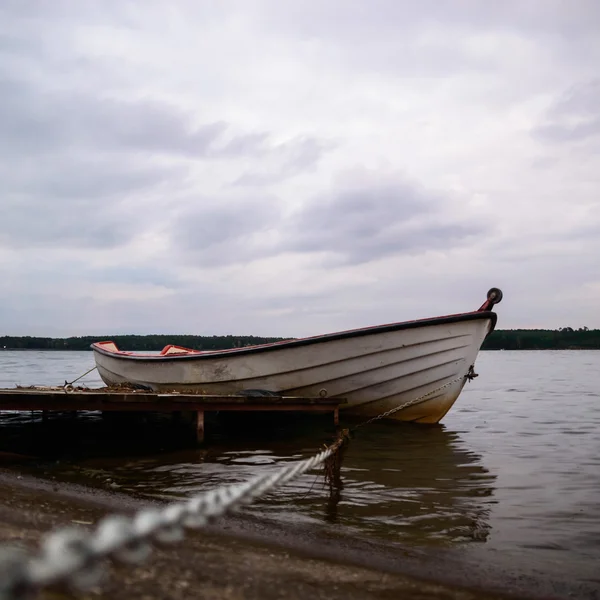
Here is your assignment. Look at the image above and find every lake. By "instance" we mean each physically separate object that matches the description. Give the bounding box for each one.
[1,349,599,588]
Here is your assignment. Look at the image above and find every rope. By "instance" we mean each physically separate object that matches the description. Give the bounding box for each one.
[0,368,474,599]
[63,366,98,392]
[0,434,348,599]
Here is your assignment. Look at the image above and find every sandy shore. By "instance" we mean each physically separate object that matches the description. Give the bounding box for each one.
[0,469,594,600]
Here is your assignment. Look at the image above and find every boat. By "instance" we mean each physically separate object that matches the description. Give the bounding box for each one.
[90,287,503,423]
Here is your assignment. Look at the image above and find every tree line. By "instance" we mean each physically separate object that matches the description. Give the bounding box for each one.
[482,328,600,350]
[0,335,288,351]
[1,328,599,351]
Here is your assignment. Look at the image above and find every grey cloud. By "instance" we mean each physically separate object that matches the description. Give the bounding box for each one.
[0,79,190,251]
[219,132,270,156]
[535,120,600,143]
[533,80,600,144]
[2,0,599,335]
[0,42,330,254]
[10,0,598,36]
[0,153,183,249]
[548,80,600,118]
[281,178,486,264]
[0,54,324,162]
[0,76,232,159]
[92,104,228,157]
[0,1,139,30]
[561,222,600,242]
[172,195,282,266]
[0,30,38,57]
[255,0,600,39]
[0,45,203,252]
[250,0,600,77]
[0,72,330,171]
[234,136,332,186]
[1,157,183,201]
[170,176,489,268]
[87,266,181,289]
[0,78,62,156]
[1,198,130,250]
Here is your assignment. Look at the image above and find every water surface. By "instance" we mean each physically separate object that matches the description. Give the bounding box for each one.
[1,349,599,584]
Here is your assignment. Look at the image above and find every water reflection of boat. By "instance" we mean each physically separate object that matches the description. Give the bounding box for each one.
[57,424,496,548]
[91,288,503,424]
[321,425,497,545]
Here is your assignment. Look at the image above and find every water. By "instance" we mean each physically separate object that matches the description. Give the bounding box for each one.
[1,349,599,584]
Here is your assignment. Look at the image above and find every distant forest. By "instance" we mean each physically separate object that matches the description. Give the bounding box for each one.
[0,335,287,351]
[483,328,600,350]
[1,328,599,351]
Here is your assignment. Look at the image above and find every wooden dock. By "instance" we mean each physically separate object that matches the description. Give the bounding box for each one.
[0,387,346,443]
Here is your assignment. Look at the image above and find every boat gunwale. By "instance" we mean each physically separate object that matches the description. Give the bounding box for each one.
[90,310,498,362]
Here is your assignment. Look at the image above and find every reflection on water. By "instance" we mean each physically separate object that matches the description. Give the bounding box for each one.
[0,409,496,547]
[2,349,600,582]
[131,424,495,546]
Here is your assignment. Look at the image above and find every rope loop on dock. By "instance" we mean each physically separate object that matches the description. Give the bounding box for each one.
[63,366,98,392]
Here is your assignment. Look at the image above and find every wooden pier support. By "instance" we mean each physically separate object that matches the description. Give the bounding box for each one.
[196,410,205,444]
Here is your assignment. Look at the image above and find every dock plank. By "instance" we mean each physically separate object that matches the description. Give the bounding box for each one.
[0,387,346,443]
[0,388,345,411]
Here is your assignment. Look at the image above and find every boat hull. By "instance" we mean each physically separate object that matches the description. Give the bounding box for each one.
[91,312,496,423]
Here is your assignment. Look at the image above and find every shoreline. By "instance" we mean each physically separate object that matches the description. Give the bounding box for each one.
[1,469,597,600]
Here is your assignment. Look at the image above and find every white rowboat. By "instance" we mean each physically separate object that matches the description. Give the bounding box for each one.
[91,288,503,423]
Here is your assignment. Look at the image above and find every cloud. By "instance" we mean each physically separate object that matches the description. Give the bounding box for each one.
[282,171,488,265]
[170,170,489,268]
[0,40,332,253]
[0,74,314,161]
[0,0,599,336]
[171,193,283,266]
[234,136,333,186]
[532,80,600,144]
[0,147,185,249]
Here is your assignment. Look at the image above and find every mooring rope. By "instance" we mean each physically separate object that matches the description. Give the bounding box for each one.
[0,369,474,599]
[0,433,349,599]
[63,366,98,392]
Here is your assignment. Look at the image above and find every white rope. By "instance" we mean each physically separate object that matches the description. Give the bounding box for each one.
[0,438,345,600]
[0,369,472,599]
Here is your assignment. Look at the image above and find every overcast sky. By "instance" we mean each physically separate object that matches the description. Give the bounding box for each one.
[1,1,599,337]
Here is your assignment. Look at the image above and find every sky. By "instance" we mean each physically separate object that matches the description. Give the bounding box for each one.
[1,0,599,337]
